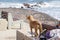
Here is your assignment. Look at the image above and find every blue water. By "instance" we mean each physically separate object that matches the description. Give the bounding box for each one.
[0,0,60,20]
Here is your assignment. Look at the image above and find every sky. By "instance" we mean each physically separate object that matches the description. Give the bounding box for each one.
[0,0,57,3]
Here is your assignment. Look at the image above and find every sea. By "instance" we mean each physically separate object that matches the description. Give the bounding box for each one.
[0,0,60,20]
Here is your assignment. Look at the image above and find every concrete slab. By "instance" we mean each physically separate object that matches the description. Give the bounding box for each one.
[17,24,39,40]
[0,30,16,40]
[0,19,7,31]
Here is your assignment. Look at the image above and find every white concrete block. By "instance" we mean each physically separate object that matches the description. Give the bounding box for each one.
[17,25,39,40]
[0,19,8,31]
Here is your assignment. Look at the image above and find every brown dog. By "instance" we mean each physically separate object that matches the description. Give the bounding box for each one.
[27,15,43,37]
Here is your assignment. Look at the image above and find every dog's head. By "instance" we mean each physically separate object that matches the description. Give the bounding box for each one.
[27,15,34,21]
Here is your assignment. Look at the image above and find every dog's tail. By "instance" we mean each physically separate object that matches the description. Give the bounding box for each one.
[39,23,43,33]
